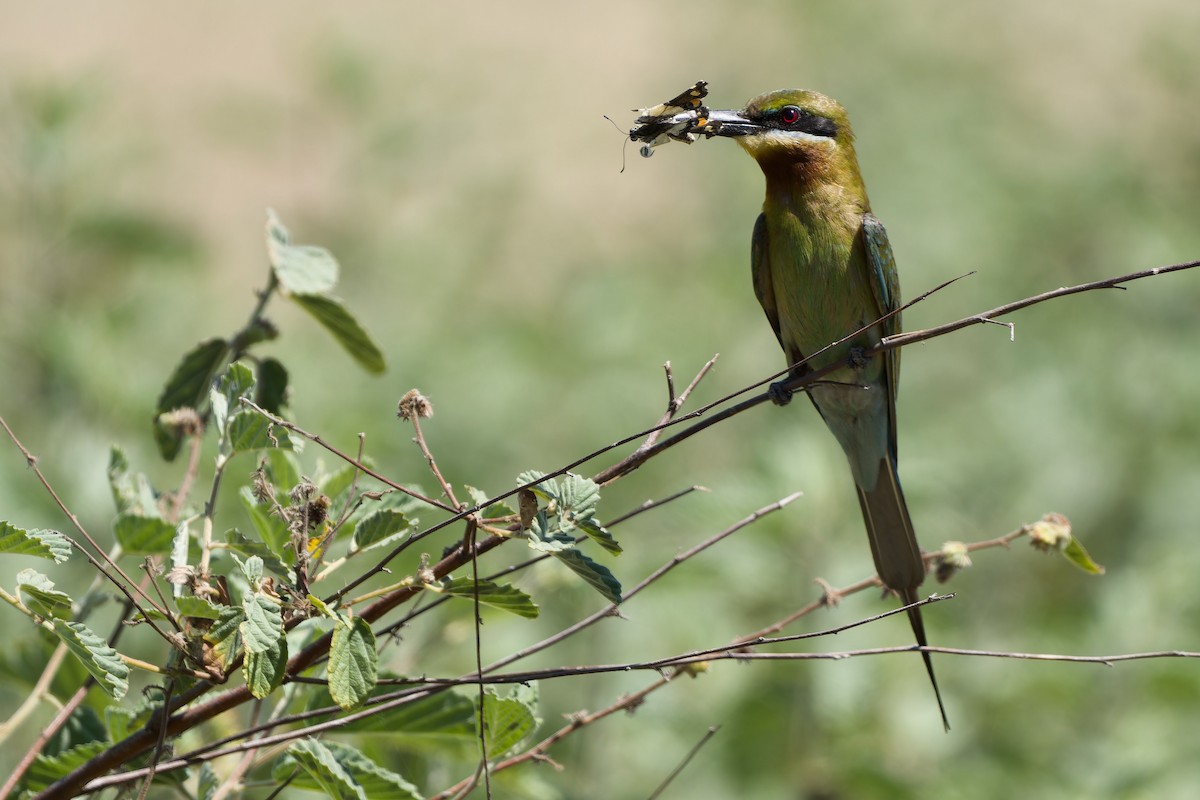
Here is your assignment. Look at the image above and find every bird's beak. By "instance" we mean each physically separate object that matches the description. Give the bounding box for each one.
[706,109,761,138]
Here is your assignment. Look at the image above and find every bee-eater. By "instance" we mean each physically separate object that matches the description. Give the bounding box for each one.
[709,89,949,729]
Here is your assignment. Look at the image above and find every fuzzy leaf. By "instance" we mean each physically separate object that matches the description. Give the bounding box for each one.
[478,684,539,757]
[229,411,292,452]
[266,209,340,295]
[339,691,475,737]
[154,337,229,460]
[113,513,176,554]
[439,578,538,619]
[175,595,224,620]
[0,522,72,563]
[241,591,282,654]
[351,509,412,551]
[321,741,423,800]
[329,616,377,711]
[557,474,600,526]
[515,470,556,502]
[553,547,622,604]
[17,569,73,619]
[22,741,109,793]
[291,293,385,374]
[52,620,129,699]
[244,635,287,699]
[282,738,366,800]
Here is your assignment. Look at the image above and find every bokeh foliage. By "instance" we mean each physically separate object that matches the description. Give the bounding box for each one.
[1,1,1199,797]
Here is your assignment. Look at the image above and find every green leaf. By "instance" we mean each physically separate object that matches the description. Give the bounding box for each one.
[282,738,367,800]
[22,741,109,793]
[577,519,621,556]
[277,739,425,799]
[516,470,556,503]
[339,690,475,737]
[553,546,622,604]
[439,578,539,619]
[265,447,303,494]
[239,487,291,561]
[0,522,72,563]
[351,509,411,551]
[525,526,573,553]
[329,616,377,711]
[558,474,600,525]
[112,513,176,554]
[224,529,291,575]
[465,485,514,519]
[241,592,282,654]
[1063,537,1106,575]
[107,446,158,515]
[198,762,219,800]
[51,619,129,699]
[256,357,290,414]
[175,595,224,620]
[17,569,73,619]
[266,209,340,295]
[154,337,230,460]
[229,410,293,452]
[244,635,287,699]
[292,293,385,374]
[218,361,257,407]
[205,605,245,668]
[479,684,538,757]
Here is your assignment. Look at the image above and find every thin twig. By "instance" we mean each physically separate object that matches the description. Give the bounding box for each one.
[646,725,720,800]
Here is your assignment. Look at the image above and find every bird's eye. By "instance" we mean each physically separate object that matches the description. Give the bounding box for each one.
[779,106,801,125]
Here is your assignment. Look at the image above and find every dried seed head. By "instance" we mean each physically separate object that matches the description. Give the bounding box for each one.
[158,407,204,436]
[397,389,434,421]
[934,541,972,583]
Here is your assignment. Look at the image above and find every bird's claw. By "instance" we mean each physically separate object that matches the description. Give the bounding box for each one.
[767,380,793,406]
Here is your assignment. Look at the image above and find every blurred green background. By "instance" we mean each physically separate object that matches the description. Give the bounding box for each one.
[2,2,1199,798]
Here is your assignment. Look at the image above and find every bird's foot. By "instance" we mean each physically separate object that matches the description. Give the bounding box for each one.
[767,380,794,406]
[847,346,869,369]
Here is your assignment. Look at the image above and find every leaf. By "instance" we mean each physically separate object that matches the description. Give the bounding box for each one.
[256,357,290,414]
[217,361,257,407]
[266,209,340,295]
[112,513,176,554]
[525,525,573,553]
[244,635,287,699]
[241,592,282,654]
[224,529,290,575]
[205,605,245,668]
[175,595,224,620]
[154,337,229,460]
[516,470,556,503]
[107,446,158,515]
[276,740,425,799]
[0,522,72,563]
[553,547,622,604]
[51,619,129,699]
[282,738,367,800]
[439,578,539,619]
[22,741,109,793]
[339,690,475,736]
[478,684,539,757]
[228,410,293,452]
[465,485,514,519]
[239,486,291,561]
[17,569,73,619]
[329,616,377,711]
[558,474,600,526]
[264,447,303,494]
[291,293,385,374]
[198,762,219,800]
[1063,537,1106,575]
[576,518,622,556]
[351,509,412,551]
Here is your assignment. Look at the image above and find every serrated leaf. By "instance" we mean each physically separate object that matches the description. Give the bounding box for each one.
[228,411,292,452]
[440,578,539,619]
[1062,537,1106,575]
[291,294,385,375]
[112,513,176,554]
[478,684,538,757]
[224,529,290,575]
[282,738,366,800]
[323,741,423,800]
[51,620,129,699]
[17,569,73,619]
[0,522,72,563]
[218,361,256,406]
[244,635,287,699]
[330,616,377,711]
[516,470,556,503]
[175,595,224,620]
[339,690,475,737]
[464,485,514,520]
[553,547,622,604]
[198,762,219,800]
[205,605,245,667]
[578,519,621,556]
[241,592,282,653]
[558,474,600,526]
[22,741,109,792]
[526,526,572,553]
[238,487,291,560]
[255,356,290,414]
[154,337,229,460]
[351,509,411,551]
[107,447,158,516]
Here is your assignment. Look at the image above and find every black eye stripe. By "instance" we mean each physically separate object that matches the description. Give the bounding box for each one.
[763,106,838,138]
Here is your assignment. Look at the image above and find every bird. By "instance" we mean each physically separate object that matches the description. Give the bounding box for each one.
[707,89,949,729]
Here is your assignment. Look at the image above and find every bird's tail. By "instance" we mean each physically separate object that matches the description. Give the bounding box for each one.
[856,457,950,731]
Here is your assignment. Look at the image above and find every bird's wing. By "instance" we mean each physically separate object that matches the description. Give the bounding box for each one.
[860,213,902,455]
[750,212,787,355]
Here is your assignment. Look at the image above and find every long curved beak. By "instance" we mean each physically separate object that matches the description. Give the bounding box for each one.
[706,109,761,138]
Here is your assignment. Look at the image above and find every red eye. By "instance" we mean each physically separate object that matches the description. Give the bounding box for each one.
[780,106,801,124]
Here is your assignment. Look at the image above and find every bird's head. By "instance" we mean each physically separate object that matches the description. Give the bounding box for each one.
[710,89,861,189]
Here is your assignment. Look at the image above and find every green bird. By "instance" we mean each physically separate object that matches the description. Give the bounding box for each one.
[708,89,949,729]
